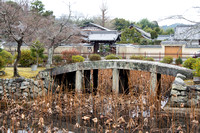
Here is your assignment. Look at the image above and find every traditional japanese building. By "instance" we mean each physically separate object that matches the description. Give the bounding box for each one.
[81,22,120,53]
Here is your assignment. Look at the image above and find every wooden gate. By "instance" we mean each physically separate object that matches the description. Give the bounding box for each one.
[165,46,182,58]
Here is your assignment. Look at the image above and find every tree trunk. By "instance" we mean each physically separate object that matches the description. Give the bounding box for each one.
[46,45,54,68]
[36,54,39,67]
[14,40,23,77]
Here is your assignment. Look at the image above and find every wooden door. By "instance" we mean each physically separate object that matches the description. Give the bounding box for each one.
[165,46,182,58]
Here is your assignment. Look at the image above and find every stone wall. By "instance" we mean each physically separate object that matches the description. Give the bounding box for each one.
[0,77,48,100]
[169,73,200,107]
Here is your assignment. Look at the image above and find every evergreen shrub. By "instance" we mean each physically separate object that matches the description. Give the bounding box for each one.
[182,57,196,69]
[0,56,5,70]
[16,50,36,67]
[53,55,63,65]
[175,56,183,65]
[89,54,101,61]
[130,55,144,60]
[161,56,173,64]
[72,55,85,63]
[0,50,13,65]
[105,54,122,60]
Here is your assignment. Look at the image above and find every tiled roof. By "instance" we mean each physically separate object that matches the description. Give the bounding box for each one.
[157,35,172,41]
[59,43,93,46]
[89,31,119,41]
[81,22,111,31]
[185,45,200,48]
[89,23,111,31]
[174,24,200,40]
[116,44,161,48]
[132,25,151,39]
[161,41,187,45]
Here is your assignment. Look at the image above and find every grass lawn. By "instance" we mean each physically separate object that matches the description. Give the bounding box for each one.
[0,67,45,79]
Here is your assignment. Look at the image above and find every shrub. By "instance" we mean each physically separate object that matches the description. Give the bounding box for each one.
[175,56,183,65]
[0,50,13,65]
[89,54,101,61]
[161,56,173,64]
[105,54,122,60]
[182,57,196,69]
[72,55,85,63]
[15,50,36,67]
[130,55,144,60]
[144,57,154,61]
[130,55,154,61]
[192,58,200,76]
[0,56,5,70]
[53,55,63,65]
[61,49,80,63]
[30,40,45,66]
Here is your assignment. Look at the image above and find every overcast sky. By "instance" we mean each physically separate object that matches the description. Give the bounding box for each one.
[41,0,200,26]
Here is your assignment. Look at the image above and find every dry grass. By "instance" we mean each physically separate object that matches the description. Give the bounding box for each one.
[0,69,199,132]
[0,67,45,79]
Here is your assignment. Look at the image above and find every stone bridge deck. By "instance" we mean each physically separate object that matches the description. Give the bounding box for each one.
[38,60,193,94]
[41,60,193,78]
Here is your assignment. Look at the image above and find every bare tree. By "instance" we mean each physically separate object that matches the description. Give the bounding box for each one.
[36,4,82,68]
[0,0,42,77]
[100,0,108,27]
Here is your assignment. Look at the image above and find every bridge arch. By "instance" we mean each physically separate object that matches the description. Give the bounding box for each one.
[38,60,193,95]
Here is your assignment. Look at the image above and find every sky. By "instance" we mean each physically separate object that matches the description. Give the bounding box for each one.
[41,0,200,26]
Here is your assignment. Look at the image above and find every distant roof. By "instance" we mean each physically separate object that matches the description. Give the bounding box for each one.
[131,25,151,40]
[81,22,111,32]
[185,45,200,48]
[116,44,161,48]
[157,35,173,41]
[89,30,120,42]
[59,43,93,47]
[161,40,187,45]
[174,24,200,40]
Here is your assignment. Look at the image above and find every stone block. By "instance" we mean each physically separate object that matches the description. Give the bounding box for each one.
[20,86,27,90]
[170,96,187,103]
[23,88,30,93]
[22,92,29,97]
[21,82,30,87]
[180,91,187,96]
[173,77,185,86]
[34,81,38,86]
[187,98,199,107]
[38,90,46,96]
[194,85,200,91]
[176,73,186,80]
[170,89,180,96]
[15,77,25,82]
[9,79,14,83]
[11,89,15,93]
[172,83,187,91]
[31,86,39,93]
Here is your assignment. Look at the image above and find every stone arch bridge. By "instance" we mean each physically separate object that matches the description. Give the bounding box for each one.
[37,60,193,96]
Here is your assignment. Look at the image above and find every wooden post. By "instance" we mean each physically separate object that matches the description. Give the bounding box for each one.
[119,70,130,94]
[84,70,91,93]
[93,69,98,92]
[94,42,99,54]
[156,73,161,100]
